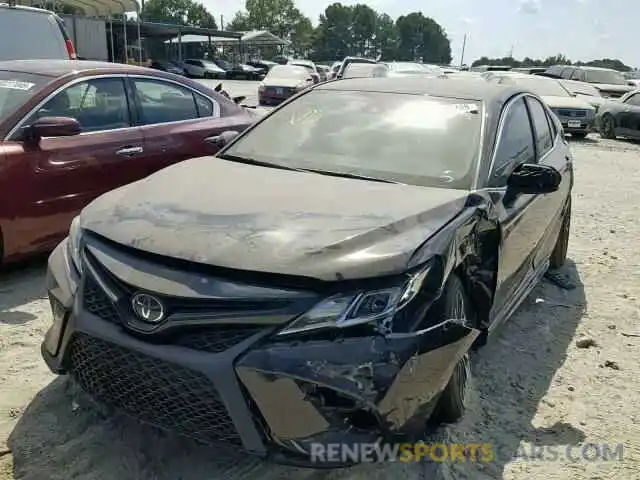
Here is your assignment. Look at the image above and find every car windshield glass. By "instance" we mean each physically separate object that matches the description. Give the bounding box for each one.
[223,90,482,189]
[266,66,308,80]
[343,63,380,78]
[0,71,50,123]
[585,69,627,85]
[507,77,570,97]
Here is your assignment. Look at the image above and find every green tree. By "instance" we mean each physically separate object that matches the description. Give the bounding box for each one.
[351,4,377,56]
[143,0,217,28]
[395,12,451,64]
[227,11,250,31]
[375,13,398,60]
[313,3,354,60]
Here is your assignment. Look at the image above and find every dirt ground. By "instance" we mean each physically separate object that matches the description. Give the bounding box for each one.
[1,136,639,480]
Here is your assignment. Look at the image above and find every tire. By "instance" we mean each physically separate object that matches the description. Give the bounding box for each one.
[549,197,571,269]
[599,114,616,139]
[429,274,472,424]
[572,132,587,139]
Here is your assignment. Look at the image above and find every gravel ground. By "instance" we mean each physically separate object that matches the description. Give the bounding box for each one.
[1,130,639,479]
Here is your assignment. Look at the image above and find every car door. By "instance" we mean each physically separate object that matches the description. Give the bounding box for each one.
[618,92,640,138]
[487,96,557,321]
[525,96,572,267]
[2,75,144,257]
[127,76,252,176]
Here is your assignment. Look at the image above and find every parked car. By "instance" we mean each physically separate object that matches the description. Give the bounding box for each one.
[182,59,226,79]
[225,63,265,81]
[0,4,76,61]
[288,59,321,83]
[0,60,258,263]
[326,61,342,81]
[485,72,595,138]
[336,57,378,79]
[246,60,277,72]
[258,65,314,106]
[545,65,634,98]
[43,76,572,465]
[624,71,640,88]
[382,62,444,77]
[341,61,386,79]
[512,67,547,74]
[150,60,185,76]
[316,64,330,82]
[596,89,640,140]
[470,65,512,72]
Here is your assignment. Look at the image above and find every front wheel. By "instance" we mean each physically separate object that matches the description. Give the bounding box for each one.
[599,114,616,139]
[429,274,472,424]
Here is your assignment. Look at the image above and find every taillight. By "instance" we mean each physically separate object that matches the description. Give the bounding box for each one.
[66,39,77,60]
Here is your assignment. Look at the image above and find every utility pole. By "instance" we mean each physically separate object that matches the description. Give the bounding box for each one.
[220,14,224,30]
[460,33,467,68]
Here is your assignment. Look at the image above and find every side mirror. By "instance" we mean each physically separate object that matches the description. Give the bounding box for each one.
[206,130,239,148]
[232,95,246,104]
[26,116,81,141]
[507,163,561,195]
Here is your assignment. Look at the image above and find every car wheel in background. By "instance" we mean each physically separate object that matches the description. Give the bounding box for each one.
[549,197,571,269]
[429,274,472,424]
[599,114,616,139]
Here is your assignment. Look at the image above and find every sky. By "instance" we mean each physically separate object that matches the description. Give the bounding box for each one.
[203,0,639,68]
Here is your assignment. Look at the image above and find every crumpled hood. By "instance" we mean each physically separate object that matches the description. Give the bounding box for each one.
[542,95,595,111]
[80,158,470,281]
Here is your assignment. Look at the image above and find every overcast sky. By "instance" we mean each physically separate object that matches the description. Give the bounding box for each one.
[204,0,638,68]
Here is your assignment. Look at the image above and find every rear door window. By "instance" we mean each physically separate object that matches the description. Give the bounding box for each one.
[132,78,217,125]
[526,97,554,158]
[0,9,68,60]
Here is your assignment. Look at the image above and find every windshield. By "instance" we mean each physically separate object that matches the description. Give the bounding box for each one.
[222,90,483,189]
[266,66,309,80]
[584,69,627,85]
[343,63,381,78]
[505,77,570,97]
[0,71,50,123]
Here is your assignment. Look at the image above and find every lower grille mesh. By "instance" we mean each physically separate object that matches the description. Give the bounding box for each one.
[67,333,242,445]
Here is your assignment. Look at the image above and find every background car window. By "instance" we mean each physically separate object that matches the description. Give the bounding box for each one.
[527,97,554,157]
[570,70,585,81]
[490,98,535,185]
[133,79,215,125]
[31,77,130,133]
[561,68,574,79]
[625,93,640,106]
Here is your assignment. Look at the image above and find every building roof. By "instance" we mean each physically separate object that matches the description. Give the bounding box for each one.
[165,30,289,46]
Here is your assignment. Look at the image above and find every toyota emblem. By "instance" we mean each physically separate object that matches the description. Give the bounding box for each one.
[131,292,165,323]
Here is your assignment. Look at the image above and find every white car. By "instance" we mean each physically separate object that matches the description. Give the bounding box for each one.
[326,61,342,81]
[182,59,226,79]
[288,59,320,83]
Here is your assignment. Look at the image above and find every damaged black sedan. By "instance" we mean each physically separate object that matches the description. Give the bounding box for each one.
[42,77,573,466]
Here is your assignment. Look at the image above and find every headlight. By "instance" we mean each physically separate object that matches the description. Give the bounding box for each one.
[278,263,432,335]
[67,216,83,273]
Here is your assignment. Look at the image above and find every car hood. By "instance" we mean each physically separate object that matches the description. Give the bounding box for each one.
[542,95,594,110]
[593,83,633,93]
[262,78,306,88]
[80,158,470,282]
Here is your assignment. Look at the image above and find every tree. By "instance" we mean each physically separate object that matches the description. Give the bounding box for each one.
[227,11,250,31]
[395,12,451,64]
[313,3,354,59]
[375,13,398,60]
[351,4,377,57]
[143,0,217,28]
[471,54,632,71]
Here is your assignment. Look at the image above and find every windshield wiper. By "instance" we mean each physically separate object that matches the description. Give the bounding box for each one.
[217,153,306,173]
[295,168,402,184]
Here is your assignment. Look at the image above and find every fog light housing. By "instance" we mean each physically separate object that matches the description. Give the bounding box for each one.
[43,293,69,356]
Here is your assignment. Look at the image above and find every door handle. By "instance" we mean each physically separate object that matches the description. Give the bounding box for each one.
[116,146,144,157]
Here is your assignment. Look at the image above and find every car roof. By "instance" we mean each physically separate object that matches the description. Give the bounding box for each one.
[0,59,150,78]
[317,76,524,104]
[0,3,57,14]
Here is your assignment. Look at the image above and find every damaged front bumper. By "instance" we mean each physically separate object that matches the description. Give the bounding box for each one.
[42,240,478,466]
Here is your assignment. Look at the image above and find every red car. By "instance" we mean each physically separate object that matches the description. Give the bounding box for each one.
[0,60,257,263]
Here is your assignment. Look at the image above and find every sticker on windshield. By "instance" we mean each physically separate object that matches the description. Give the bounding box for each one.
[455,103,480,114]
[0,80,36,91]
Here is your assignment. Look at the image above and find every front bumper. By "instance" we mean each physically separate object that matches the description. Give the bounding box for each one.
[42,240,478,466]
[557,116,595,133]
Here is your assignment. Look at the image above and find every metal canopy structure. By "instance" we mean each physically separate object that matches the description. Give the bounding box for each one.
[165,30,289,47]
[16,0,138,16]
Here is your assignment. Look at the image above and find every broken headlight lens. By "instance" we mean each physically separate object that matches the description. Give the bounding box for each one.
[278,263,432,335]
[67,216,83,273]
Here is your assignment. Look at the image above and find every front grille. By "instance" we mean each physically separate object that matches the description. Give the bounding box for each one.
[170,326,264,353]
[67,333,242,445]
[557,109,587,117]
[83,275,119,324]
